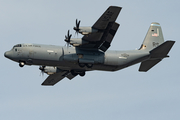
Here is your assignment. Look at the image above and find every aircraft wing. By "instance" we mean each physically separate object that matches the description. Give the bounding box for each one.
[41,71,77,86]
[81,6,122,52]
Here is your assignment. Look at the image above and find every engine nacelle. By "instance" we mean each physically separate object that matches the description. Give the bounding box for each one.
[78,27,98,35]
[43,66,59,75]
[70,38,89,46]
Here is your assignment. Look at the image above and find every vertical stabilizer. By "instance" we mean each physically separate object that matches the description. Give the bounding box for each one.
[140,22,164,51]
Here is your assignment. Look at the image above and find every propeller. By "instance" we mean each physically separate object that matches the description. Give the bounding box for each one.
[39,66,45,76]
[73,19,81,35]
[64,30,72,47]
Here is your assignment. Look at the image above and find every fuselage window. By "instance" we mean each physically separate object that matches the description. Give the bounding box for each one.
[15,48,17,52]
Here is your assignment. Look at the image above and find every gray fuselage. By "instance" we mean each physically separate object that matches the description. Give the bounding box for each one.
[4,43,150,72]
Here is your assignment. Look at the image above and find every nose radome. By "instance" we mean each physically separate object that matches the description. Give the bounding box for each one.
[4,51,7,57]
[4,51,10,58]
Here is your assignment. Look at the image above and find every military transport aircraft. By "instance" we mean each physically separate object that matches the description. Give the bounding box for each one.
[4,6,175,86]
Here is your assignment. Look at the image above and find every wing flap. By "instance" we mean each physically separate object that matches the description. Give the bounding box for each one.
[99,22,120,51]
[79,6,121,51]
[81,22,120,51]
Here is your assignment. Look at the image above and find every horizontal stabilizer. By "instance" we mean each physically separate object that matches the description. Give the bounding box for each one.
[139,59,161,72]
[150,41,175,58]
[139,40,175,72]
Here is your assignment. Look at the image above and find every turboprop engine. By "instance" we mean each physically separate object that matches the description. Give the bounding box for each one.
[39,66,60,75]
[73,19,98,35]
[69,38,89,46]
[76,27,98,35]
[64,31,89,47]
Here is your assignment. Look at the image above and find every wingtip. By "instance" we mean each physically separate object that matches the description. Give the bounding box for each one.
[109,6,122,9]
[151,22,161,26]
[41,83,54,86]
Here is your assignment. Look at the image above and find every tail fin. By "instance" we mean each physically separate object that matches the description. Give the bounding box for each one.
[140,22,164,51]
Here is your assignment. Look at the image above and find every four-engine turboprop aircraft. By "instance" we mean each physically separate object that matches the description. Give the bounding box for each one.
[4,6,175,86]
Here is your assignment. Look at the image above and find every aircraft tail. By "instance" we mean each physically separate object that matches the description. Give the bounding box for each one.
[139,40,175,72]
[139,22,164,51]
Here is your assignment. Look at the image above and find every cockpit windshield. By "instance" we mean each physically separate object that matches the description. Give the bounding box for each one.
[13,44,22,48]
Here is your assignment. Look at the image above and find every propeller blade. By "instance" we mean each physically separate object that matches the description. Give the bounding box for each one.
[39,66,45,76]
[39,71,44,76]
[69,34,72,39]
[77,20,80,28]
[64,30,72,47]
[74,19,81,36]
[76,19,78,26]
[39,66,45,71]
[68,30,70,36]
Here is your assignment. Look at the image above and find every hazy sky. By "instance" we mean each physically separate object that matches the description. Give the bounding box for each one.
[1,0,180,120]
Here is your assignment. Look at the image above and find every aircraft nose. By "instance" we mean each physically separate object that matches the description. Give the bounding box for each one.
[4,51,10,58]
[4,51,7,57]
